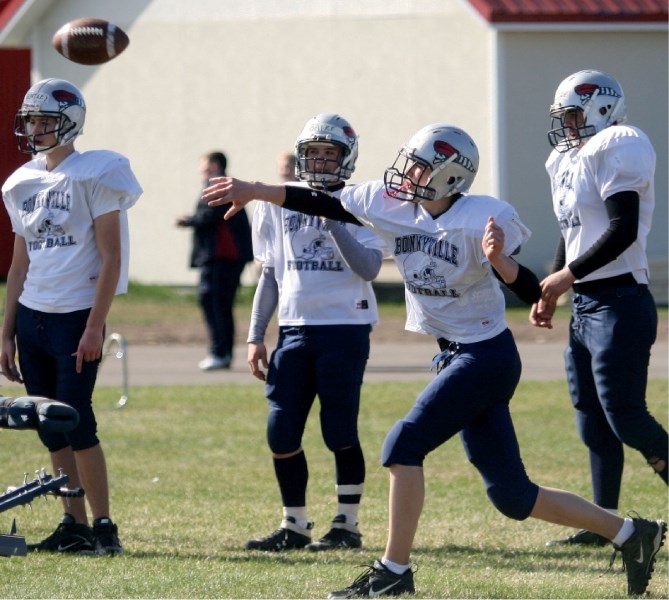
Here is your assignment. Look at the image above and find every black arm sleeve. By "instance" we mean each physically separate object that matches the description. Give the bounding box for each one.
[283,185,362,225]
[568,190,639,279]
[552,236,566,273]
[492,261,541,305]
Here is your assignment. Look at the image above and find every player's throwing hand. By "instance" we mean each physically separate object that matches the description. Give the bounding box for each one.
[203,177,284,221]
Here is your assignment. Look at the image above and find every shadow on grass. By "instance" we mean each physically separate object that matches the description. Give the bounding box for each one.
[410,542,616,575]
[124,541,617,577]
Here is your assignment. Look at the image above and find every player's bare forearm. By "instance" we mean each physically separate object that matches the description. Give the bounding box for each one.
[1,238,28,383]
[77,212,122,372]
[489,252,519,283]
[540,267,575,304]
[202,177,286,220]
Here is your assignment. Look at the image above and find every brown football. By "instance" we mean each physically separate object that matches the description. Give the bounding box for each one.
[52,17,129,65]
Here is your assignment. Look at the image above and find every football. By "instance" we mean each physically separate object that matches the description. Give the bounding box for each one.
[52,17,129,65]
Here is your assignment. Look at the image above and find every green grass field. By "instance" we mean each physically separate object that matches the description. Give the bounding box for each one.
[0,380,666,599]
[0,283,666,598]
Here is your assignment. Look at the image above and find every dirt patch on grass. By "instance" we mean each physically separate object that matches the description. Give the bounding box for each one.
[111,310,665,347]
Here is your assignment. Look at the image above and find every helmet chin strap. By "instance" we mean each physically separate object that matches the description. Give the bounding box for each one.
[32,143,58,156]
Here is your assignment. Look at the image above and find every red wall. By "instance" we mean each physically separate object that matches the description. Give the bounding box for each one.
[0,48,30,279]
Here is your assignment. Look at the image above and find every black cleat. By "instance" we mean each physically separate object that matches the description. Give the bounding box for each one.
[306,515,362,551]
[93,517,124,555]
[547,528,609,547]
[244,516,312,551]
[613,517,667,596]
[27,513,95,554]
[328,560,415,598]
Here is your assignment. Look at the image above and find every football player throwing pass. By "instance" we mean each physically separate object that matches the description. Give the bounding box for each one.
[203,123,665,597]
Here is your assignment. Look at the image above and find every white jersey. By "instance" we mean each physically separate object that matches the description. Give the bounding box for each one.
[2,150,142,313]
[252,185,386,326]
[339,181,531,343]
[545,125,655,284]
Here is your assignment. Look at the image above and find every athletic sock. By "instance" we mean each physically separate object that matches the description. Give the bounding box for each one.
[612,518,635,546]
[381,556,410,575]
[282,506,309,530]
[334,445,365,526]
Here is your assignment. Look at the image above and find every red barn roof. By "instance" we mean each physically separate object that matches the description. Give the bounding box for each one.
[0,0,23,31]
[467,0,668,23]
[0,0,666,34]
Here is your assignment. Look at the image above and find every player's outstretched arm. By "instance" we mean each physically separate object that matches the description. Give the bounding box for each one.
[202,177,286,220]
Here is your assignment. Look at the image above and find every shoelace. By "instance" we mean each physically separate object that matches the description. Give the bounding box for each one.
[608,547,625,574]
[343,562,419,590]
[343,564,379,590]
[606,510,646,575]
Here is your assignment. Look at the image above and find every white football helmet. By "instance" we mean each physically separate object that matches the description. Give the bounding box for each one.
[384,124,479,202]
[548,69,626,152]
[295,113,358,187]
[14,78,86,154]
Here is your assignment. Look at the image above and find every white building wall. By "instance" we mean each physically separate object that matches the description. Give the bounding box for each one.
[2,0,666,296]
[17,0,491,285]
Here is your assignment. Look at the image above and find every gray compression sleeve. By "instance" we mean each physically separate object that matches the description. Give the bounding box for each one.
[322,219,383,281]
[247,266,279,344]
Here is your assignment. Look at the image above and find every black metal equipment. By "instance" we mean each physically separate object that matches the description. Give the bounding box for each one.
[0,469,84,556]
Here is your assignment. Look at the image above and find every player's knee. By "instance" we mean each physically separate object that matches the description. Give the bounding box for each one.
[381,420,426,467]
[268,435,297,455]
[38,429,99,453]
[486,482,538,521]
[577,417,613,450]
[323,429,359,452]
[69,430,100,451]
[38,430,69,453]
[267,426,302,455]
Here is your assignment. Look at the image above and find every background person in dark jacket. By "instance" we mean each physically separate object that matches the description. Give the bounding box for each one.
[176,151,253,370]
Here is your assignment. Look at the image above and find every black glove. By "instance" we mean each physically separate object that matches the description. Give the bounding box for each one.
[0,396,79,433]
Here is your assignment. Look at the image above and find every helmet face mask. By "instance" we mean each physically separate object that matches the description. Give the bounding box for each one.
[547,109,593,153]
[384,124,479,203]
[14,79,86,155]
[548,69,626,153]
[15,112,76,154]
[384,153,435,202]
[295,113,358,188]
[301,142,343,183]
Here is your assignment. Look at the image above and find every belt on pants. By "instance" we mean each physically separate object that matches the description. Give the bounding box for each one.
[572,273,643,294]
